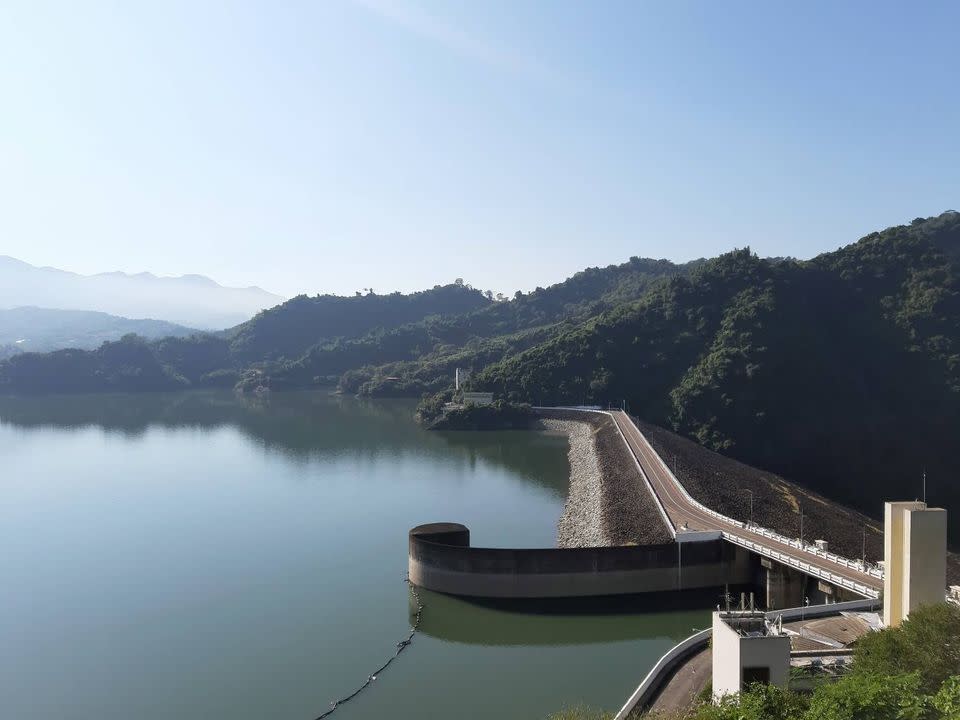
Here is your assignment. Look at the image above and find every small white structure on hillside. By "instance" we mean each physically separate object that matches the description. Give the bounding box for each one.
[883,501,947,627]
[712,610,790,700]
[462,392,494,406]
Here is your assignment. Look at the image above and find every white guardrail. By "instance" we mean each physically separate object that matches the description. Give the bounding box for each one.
[623,412,883,598]
[539,407,883,597]
[612,628,710,720]
[613,598,880,720]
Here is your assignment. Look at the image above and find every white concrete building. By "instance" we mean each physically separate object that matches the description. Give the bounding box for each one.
[712,611,791,700]
[883,501,947,628]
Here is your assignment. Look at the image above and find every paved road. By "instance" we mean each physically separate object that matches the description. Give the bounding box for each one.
[644,648,710,718]
[609,410,882,595]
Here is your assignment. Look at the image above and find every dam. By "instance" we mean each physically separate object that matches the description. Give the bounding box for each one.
[409,522,754,598]
[409,410,884,605]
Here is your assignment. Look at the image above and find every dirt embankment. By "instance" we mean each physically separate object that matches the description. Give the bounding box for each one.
[537,409,672,547]
[633,418,960,586]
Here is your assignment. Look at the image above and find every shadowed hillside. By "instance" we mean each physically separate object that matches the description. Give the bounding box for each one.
[3,212,959,543]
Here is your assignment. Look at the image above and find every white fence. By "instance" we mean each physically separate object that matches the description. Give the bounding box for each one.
[624,413,884,595]
[721,532,879,599]
[612,628,710,720]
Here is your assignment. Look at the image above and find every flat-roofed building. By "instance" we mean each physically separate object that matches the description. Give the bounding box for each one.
[462,392,494,406]
[712,611,790,700]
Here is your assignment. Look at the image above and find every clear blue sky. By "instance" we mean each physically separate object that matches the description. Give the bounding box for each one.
[1,1,957,298]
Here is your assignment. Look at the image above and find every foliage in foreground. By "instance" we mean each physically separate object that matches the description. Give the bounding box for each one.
[547,706,613,720]
[684,604,960,720]
[550,604,960,720]
[852,602,960,695]
[684,672,960,720]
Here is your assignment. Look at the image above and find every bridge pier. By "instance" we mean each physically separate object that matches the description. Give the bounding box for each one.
[760,558,806,610]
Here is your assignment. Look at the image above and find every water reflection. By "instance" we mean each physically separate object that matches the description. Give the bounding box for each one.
[0,390,570,493]
[412,589,716,646]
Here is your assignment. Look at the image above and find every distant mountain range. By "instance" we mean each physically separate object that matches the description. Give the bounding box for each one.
[0,257,283,329]
[0,307,197,358]
[2,212,960,544]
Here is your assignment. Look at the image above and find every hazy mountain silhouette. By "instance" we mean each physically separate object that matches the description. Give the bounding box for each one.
[0,256,283,329]
[0,306,198,353]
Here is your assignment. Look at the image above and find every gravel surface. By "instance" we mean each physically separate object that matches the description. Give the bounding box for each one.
[537,410,673,548]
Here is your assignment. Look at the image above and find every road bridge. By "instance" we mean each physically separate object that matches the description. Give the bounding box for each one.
[607,409,882,599]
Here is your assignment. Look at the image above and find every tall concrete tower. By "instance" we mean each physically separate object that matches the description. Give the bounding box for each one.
[883,501,947,627]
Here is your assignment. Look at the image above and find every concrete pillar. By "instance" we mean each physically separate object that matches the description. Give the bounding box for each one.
[883,501,947,627]
[761,559,805,610]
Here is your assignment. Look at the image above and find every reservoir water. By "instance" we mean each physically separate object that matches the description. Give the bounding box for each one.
[0,391,709,720]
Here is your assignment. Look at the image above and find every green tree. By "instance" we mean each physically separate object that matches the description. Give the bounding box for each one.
[804,672,930,720]
[853,604,960,694]
[689,682,807,720]
[933,676,960,720]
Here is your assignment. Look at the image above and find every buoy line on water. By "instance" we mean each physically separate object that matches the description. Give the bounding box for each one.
[314,576,424,719]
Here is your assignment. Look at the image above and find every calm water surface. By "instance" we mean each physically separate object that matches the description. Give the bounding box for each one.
[0,391,708,720]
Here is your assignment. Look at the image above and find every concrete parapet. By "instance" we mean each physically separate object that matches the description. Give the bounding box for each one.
[408,522,754,599]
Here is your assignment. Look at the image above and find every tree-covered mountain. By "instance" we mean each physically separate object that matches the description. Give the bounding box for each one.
[262,256,698,392]
[0,283,492,394]
[472,211,960,539]
[225,282,492,363]
[2,211,959,539]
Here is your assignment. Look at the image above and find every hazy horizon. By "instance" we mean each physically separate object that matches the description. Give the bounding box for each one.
[2,1,958,298]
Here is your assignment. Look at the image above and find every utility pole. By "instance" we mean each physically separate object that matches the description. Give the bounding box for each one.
[799,505,804,547]
[923,467,927,504]
[741,488,754,526]
[862,526,867,566]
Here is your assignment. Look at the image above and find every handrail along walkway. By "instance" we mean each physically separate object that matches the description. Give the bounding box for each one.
[537,407,882,599]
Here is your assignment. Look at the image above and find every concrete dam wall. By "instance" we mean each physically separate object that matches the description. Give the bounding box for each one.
[409,523,755,599]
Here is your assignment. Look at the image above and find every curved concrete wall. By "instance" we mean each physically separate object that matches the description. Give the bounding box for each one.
[409,522,755,599]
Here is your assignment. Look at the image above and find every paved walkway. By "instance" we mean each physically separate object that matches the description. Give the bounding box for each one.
[644,648,711,717]
[609,410,882,595]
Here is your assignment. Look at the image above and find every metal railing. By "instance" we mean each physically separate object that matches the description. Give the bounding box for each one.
[720,531,879,599]
[625,413,884,587]
[538,407,883,595]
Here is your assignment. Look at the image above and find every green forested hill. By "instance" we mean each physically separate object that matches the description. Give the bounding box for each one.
[472,211,960,536]
[263,255,698,393]
[225,282,491,363]
[0,283,492,394]
[1,211,959,537]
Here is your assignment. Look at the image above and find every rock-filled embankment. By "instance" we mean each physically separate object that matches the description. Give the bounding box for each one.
[537,410,673,548]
